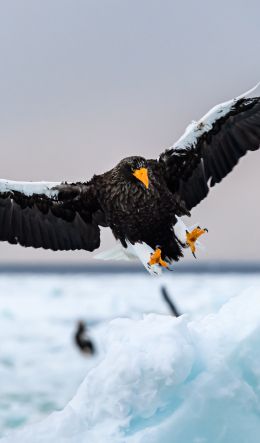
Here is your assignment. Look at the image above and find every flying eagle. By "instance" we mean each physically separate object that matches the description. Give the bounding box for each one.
[0,84,259,275]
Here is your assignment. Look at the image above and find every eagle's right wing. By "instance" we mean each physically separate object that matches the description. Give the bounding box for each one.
[0,179,107,251]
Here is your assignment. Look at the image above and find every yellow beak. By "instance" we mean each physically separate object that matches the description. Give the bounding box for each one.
[132,167,149,189]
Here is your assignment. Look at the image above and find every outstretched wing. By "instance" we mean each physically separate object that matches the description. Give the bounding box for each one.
[160,83,260,211]
[0,179,107,251]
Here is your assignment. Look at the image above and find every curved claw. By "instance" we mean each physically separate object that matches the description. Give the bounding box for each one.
[186,226,208,258]
[148,248,169,269]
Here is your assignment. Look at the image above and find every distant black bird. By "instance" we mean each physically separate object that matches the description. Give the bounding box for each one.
[74,321,95,355]
[161,286,181,317]
[0,84,260,274]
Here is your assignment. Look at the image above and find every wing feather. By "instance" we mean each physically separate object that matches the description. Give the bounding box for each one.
[0,179,106,252]
[160,84,260,211]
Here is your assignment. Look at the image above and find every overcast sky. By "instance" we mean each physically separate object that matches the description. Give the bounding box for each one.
[0,0,259,264]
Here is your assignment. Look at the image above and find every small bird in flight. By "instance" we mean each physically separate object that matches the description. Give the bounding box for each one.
[0,84,259,275]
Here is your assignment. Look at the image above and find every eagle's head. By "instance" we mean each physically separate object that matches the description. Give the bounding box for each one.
[118,156,149,189]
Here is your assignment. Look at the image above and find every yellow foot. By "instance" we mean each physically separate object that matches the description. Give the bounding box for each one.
[186,226,208,258]
[148,247,169,268]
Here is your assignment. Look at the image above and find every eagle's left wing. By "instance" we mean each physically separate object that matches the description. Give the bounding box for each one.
[159,83,260,211]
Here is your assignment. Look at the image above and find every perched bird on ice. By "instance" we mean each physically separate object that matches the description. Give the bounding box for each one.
[0,84,259,275]
[74,321,95,356]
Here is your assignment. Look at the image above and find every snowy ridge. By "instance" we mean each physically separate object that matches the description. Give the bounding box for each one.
[0,179,61,198]
[3,286,260,443]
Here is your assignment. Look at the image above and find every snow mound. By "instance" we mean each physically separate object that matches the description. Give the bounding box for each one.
[3,287,260,443]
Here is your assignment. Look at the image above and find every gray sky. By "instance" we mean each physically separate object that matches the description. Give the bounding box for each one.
[0,0,260,264]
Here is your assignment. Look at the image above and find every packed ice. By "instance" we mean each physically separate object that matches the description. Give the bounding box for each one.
[1,274,260,443]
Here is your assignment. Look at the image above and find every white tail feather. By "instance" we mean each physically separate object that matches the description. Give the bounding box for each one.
[95,241,162,275]
[95,244,134,261]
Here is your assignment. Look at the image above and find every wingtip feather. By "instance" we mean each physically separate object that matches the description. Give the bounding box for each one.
[236,81,260,100]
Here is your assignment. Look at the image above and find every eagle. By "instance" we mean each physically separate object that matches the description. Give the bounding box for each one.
[0,84,259,275]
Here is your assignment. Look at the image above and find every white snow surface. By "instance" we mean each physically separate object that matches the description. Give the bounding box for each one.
[1,273,260,443]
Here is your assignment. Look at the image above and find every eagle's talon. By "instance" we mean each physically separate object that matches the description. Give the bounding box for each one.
[186,226,208,258]
[148,247,169,269]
